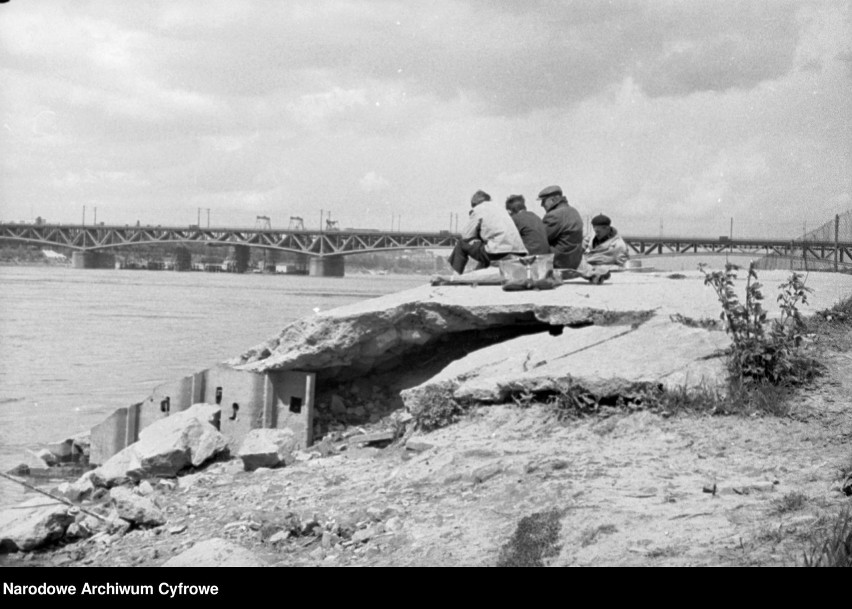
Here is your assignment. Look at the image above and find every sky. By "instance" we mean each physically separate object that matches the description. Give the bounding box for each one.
[1,0,850,239]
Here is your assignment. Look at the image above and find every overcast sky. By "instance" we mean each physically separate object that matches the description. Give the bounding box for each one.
[1,0,849,238]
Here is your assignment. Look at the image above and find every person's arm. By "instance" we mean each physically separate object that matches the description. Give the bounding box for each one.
[613,238,629,266]
[461,209,482,241]
[542,213,559,245]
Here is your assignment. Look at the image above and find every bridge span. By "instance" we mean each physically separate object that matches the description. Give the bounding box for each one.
[1,222,849,276]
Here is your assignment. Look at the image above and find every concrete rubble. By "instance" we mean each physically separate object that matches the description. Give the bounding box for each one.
[89,403,228,487]
[1,269,851,563]
[237,429,298,471]
[0,497,75,552]
[109,487,166,527]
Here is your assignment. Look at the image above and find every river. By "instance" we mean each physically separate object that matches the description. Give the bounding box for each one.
[0,265,428,507]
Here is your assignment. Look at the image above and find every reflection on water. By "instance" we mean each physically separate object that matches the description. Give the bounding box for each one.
[0,266,426,507]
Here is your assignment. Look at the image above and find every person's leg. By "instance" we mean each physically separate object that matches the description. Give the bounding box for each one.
[467,241,493,270]
[447,240,469,274]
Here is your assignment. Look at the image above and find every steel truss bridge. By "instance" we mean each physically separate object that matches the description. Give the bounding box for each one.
[1,223,850,264]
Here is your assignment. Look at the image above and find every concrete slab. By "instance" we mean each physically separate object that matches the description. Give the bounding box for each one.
[233,270,852,374]
[400,316,730,409]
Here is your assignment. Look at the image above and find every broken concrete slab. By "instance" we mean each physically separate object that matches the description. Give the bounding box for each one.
[237,428,298,471]
[87,405,228,486]
[347,431,395,446]
[109,487,166,527]
[230,271,852,378]
[401,315,730,411]
[0,497,74,552]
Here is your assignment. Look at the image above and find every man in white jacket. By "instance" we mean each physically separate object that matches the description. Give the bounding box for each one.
[447,190,527,274]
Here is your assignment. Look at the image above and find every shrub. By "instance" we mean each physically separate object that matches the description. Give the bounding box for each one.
[410,383,467,432]
[700,262,822,387]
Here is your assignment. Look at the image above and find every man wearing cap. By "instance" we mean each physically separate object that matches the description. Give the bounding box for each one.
[505,195,550,256]
[537,185,584,269]
[447,189,527,274]
[584,214,629,267]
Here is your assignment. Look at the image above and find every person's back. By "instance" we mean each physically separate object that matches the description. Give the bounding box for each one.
[537,185,583,269]
[447,190,526,274]
[505,195,550,256]
[466,199,526,255]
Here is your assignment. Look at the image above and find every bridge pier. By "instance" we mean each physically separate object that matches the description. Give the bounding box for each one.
[232,245,251,273]
[309,256,345,277]
[72,251,116,269]
[174,246,192,271]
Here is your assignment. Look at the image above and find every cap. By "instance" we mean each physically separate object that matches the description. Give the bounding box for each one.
[591,214,611,226]
[537,185,562,200]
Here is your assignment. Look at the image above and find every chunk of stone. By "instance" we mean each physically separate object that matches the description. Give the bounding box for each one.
[405,440,434,453]
[89,405,227,485]
[55,477,95,503]
[0,497,74,552]
[89,446,142,488]
[133,404,228,474]
[137,480,155,496]
[109,486,165,527]
[237,428,298,471]
[35,448,59,467]
[347,431,395,446]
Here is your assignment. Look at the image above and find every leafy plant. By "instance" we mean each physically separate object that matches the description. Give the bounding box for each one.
[700,263,821,386]
[410,383,467,432]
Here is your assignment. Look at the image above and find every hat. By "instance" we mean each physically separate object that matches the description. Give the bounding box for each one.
[537,185,562,200]
[470,190,491,205]
[591,214,611,226]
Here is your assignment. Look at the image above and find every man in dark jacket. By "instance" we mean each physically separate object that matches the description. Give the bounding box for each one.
[505,195,550,256]
[537,185,583,269]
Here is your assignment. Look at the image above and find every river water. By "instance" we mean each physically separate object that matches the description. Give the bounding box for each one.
[0,266,427,508]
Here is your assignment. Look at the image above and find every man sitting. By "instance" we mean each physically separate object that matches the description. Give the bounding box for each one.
[537,185,584,270]
[447,190,527,274]
[505,194,550,256]
[584,213,629,267]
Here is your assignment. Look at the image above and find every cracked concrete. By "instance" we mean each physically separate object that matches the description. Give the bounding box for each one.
[229,270,852,413]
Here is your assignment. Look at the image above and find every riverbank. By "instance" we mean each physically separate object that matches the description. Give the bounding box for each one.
[2,269,851,566]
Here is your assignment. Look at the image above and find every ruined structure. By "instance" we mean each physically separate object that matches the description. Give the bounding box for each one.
[87,269,852,465]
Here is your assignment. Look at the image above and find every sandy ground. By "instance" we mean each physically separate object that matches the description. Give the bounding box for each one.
[3,326,850,568]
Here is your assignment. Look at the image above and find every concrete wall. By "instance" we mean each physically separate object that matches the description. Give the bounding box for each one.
[88,365,316,464]
[200,365,268,450]
[136,372,203,432]
[89,407,128,465]
[270,370,315,449]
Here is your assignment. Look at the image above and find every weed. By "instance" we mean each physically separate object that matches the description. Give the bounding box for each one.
[669,313,722,331]
[647,545,680,559]
[803,509,852,567]
[700,263,823,387]
[497,509,564,567]
[808,295,852,351]
[409,383,467,432]
[771,491,808,515]
[511,388,536,409]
